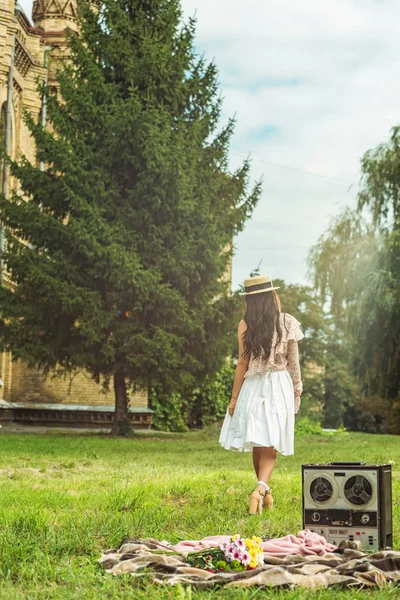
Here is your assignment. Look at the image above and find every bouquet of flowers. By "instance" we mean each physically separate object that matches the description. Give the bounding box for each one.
[186,535,264,572]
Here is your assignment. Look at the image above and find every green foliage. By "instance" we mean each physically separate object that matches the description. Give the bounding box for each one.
[322,325,357,429]
[295,417,348,436]
[309,126,400,433]
[275,279,327,369]
[0,0,260,433]
[188,357,236,429]
[186,547,224,571]
[343,395,390,434]
[358,125,400,227]
[274,280,328,423]
[150,357,235,431]
[272,280,326,421]
[298,374,325,423]
[148,390,189,432]
[295,417,323,436]
[275,279,354,428]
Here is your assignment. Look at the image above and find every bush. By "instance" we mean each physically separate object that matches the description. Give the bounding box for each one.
[389,399,400,435]
[188,358,235,429]
[148,391,189,432]
[149,358,235,431]
[343,395,390,434]
[295,417,323,436]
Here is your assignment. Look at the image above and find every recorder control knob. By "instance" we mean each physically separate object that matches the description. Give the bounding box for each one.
[360,513,370,524]
[311,511,321,522]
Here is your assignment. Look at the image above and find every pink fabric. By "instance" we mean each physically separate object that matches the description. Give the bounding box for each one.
[260,529,337,556]
[159,529,337,557]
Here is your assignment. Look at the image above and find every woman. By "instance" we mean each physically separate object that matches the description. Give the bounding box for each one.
[219,274,304,515]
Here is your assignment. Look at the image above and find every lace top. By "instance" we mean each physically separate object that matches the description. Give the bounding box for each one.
[244,313,304,396]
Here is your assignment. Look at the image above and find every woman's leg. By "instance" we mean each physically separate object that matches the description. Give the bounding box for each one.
[252,447,262,478]
[256,446,276,489]
[249,446,277,513]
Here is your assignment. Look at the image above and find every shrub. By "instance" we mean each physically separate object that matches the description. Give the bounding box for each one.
[150,358,236,431]
[343,395,390,434]
[148,391,189,432]
[295,417,323,436]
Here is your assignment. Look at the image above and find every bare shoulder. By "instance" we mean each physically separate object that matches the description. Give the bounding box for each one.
[238,319,247,333]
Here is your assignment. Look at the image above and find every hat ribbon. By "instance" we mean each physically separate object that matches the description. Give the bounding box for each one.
[245,281,273,293]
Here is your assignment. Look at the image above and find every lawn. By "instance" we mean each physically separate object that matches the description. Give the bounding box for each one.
[0,426,399,599]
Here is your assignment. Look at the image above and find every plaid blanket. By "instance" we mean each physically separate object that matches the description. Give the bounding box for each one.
[100,533,400,589]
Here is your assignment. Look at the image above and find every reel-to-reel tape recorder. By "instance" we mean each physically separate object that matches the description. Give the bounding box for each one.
[302,462,392,551]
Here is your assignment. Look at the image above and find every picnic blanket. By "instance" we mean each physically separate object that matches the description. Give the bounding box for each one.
[99,530,400,589]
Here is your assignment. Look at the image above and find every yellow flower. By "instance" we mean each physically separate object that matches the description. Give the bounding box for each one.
[247,544,254,550]
[252,536,262,544]
[249,560,257,569]
[231,534,240,541]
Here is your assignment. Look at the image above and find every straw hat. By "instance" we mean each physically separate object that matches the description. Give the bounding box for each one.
[241,274,280,295]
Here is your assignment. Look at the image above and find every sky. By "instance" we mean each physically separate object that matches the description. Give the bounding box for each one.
[20,0,400,291]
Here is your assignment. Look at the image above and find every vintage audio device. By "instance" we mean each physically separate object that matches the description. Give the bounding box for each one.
[302,462,392,551]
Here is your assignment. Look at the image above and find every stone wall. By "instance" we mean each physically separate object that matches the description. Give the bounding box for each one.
[0,353,148,407]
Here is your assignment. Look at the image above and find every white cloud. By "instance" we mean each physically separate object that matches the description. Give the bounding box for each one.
[180,0,400,288]
[19,0,400,288]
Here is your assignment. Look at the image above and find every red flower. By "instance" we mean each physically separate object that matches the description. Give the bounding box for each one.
[207,555,211,560]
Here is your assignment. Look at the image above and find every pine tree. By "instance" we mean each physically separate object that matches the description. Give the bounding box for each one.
[0,0,260,435]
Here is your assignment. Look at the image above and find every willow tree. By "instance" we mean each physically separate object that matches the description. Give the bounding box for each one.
[309,127,400,433]
[0,0,260,435]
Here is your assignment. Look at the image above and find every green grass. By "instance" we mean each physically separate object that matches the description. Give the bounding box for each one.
[0,427,399,599]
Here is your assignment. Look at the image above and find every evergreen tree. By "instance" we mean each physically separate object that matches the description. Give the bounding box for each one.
[0,0,260,435]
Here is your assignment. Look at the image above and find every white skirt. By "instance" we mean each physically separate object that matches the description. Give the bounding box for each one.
[219,370,295,456]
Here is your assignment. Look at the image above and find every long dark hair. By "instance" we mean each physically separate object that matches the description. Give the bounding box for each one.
[242,291,285,361]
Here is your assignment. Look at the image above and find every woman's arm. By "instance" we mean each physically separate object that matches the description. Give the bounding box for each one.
[287,339,302,414]
[228,319,249,416]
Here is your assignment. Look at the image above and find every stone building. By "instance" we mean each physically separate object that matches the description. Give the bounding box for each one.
[0,0,151,427]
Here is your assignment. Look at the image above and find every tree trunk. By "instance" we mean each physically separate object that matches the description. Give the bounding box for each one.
[112,366,133,436]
